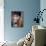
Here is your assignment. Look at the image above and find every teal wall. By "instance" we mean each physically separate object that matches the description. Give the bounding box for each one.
[4,0,40,42]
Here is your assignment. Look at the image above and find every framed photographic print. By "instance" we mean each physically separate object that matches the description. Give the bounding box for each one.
[11,11,24,27]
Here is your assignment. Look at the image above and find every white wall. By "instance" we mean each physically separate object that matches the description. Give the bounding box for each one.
[40,0,46,26]
[0,0,4,42]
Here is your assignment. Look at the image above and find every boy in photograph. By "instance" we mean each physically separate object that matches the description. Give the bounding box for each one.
[11,11,23,27]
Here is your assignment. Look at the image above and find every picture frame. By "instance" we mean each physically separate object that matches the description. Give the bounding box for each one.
[11,11,24,27]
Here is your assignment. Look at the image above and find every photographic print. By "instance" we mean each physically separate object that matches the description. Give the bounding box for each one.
[11,11,24,27]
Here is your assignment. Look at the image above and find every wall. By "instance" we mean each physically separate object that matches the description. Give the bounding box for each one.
[40,0,46,27]
[4,0,40,42]
[0,0,4,42]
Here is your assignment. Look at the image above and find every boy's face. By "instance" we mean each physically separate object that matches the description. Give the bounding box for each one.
[13,14,20,23]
